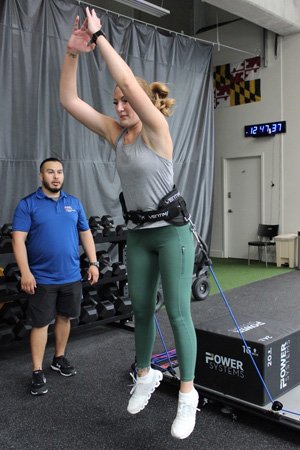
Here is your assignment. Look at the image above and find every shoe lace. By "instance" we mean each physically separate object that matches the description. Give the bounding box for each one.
[58,356,71,367]
[176,401,200,419]
[129,372,137,394]
[128,372,154,396]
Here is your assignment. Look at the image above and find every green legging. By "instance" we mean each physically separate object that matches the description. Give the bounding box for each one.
[126,223,196,382]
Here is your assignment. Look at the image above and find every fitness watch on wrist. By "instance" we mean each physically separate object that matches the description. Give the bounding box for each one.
[89,29,106,46]
[89,261,100,268]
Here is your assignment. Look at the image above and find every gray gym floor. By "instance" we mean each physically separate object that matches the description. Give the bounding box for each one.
[1,270,300,449]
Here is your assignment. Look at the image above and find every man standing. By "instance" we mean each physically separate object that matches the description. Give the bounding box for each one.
[12,158,99,395]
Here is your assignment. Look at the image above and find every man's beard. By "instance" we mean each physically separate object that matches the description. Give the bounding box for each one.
[42,180,63,193]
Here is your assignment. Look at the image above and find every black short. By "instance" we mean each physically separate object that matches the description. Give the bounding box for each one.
[26,281,82,328]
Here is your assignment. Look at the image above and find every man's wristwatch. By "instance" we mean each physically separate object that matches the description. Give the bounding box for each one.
[89,261,100,268]
[89,29,106,46]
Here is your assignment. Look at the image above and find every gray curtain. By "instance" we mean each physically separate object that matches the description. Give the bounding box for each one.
[0,0,214,243]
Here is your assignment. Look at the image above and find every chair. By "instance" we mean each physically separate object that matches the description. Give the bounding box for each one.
[248,224,279,267]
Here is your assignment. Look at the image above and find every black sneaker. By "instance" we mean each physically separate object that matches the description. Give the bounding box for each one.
[31,370,48,395]
[50,355,77,377]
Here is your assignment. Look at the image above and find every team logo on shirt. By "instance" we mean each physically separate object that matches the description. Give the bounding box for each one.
[64,206,76,213]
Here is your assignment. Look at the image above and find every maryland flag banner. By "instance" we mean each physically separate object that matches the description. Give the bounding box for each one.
[214,56,261,108]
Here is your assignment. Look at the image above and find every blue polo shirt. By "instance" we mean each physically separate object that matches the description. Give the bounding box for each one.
[12,187,90,284]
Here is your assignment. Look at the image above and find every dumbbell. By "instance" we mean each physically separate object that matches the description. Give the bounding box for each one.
[101,215,114,227]
[112,262,127,278]
[91,227,104,242]
[0,323,15,343]
[114,295,133,315]
[0,224,13,252]
[5,265,24,294]
[0,235,12,251]
[82,288,116,319]
[97,299,116,319]
[0,302,24,324]
[101,215,116,237]
[3,263,21,282]
[89,216,102,228]
[80,290,99,323]
[96,250,113,278]
[98,289,132,316]
[81,252,113,279]
[1,223,13,237]
[89,216,104,241]
[95,286,120,315]
[14,321,32,339]
[80,304,99,323]
[0,284,11,299]
[97,282,119,300]
[82,289,98,306]
[116,224,128,237]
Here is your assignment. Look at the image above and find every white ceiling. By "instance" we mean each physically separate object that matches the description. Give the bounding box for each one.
[203,0,300,36]
[84,0,300,36]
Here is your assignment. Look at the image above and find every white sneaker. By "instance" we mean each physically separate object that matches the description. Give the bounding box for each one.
[171,388,199,439]
[127,368,163,414]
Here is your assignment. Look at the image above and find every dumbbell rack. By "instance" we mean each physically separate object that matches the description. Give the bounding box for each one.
[0,231,132,344]
[80,233,131,324]
[0,235,29,342]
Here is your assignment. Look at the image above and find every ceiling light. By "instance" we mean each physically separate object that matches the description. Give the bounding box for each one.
[113,0,170,17]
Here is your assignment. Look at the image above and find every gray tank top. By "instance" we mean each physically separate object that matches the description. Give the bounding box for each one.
[115,130,174,229]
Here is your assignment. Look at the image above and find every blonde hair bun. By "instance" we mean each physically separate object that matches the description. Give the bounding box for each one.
[136,77,176,117]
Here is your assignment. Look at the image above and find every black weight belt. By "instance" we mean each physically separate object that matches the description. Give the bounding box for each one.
[119,186,190,226]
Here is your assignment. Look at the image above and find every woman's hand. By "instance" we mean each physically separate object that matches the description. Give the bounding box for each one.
[85,7,102,35]
[67,16,95,54]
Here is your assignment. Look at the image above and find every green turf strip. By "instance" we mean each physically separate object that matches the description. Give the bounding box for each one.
[208,258,294,296]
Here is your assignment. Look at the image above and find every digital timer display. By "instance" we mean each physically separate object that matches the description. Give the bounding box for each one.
[244,121,286,137]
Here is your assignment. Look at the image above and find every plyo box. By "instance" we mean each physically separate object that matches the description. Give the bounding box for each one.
[195,314,300,405]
